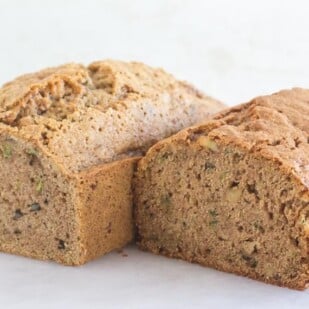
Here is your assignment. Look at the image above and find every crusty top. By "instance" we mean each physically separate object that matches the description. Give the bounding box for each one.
[0,60,224,173]
[152,88,309,188]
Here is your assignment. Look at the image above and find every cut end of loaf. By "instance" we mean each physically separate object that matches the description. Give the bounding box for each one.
[0,132,83,265]
[135,135,309,289]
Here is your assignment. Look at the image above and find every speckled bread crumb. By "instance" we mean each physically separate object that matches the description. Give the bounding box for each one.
[134,88,309,290]
[0,59,224,265]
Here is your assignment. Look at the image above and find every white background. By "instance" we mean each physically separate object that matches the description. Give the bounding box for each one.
[0,0,308,308]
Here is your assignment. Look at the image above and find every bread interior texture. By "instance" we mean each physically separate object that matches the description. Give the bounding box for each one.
[136,139,308,289]
[0,134,80,264]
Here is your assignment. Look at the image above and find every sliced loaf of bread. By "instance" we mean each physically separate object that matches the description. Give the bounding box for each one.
[0,60,224,265]
[135,88,308,289]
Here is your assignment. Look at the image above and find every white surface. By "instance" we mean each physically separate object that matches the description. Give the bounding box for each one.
[0,246,308,309]
[0,0,308,308]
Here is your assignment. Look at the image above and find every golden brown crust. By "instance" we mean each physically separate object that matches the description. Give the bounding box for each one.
[0,60,224,173]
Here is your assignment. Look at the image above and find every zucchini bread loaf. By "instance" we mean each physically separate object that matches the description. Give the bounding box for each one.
[135,88,309,289]
[0,60,224,265]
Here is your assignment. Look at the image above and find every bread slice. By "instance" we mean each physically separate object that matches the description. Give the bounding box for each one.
[0,60,224,265]
[134,88,309,290]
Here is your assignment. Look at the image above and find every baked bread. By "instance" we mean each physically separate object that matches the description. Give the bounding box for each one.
[134,88,309,290]
[0,60,224,265]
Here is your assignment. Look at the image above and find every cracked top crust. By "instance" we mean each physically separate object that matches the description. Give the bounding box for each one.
[0,60,224,172]
[151,88,309,188]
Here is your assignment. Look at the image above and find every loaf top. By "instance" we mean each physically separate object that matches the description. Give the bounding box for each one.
[148,88,309,188]
[0,60,223,173]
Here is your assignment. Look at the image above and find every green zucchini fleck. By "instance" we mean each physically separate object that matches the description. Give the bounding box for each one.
[1,144,13,159]
[36,178,44,194]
